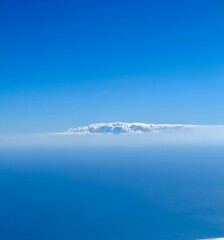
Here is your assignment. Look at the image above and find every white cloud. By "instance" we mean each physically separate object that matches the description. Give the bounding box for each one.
[1,123,224,148]
[197,238,224,240]
[53,122,196,135]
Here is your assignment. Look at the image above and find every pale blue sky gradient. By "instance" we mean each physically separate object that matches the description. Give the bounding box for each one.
[0,0,224,134]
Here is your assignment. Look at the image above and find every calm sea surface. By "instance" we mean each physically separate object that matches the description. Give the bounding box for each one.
[0,146,224,240]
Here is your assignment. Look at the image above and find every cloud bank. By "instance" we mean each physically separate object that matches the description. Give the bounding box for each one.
[54,122,196,135]
[1,123,224,148]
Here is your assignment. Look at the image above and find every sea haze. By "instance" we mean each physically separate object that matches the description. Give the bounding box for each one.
[0,146,224,240]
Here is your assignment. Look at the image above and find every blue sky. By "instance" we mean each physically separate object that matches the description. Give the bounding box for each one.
[0,0,224,134]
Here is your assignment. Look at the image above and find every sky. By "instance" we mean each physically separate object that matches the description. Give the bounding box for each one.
[0,0,224,136]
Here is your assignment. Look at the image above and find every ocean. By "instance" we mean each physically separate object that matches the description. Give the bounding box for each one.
[0,146,223,240]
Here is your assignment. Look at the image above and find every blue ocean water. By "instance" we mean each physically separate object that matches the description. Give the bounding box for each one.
[0,146,224,240]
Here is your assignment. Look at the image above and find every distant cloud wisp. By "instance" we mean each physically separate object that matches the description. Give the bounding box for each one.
[197,238,224,240]
[53,122,195,135]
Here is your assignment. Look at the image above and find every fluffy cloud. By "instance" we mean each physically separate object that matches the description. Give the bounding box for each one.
[54,122,195,135]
